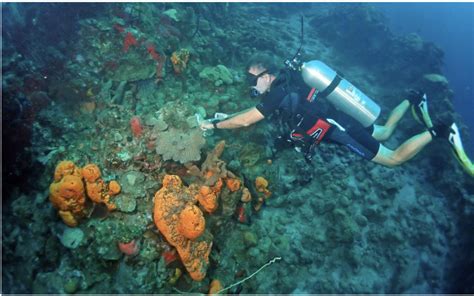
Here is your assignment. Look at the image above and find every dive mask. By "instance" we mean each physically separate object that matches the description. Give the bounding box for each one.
[247,70,268,98]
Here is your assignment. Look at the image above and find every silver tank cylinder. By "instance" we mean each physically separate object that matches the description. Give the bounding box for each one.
[301,60,381,127]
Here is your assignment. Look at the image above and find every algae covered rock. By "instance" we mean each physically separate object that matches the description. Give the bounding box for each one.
[114,194,137,213]
[243,231,258,247]
[328,208,360,243]
[199,64,234,86]
[111,61,155,82]
[63,276,81,294]
[120,171,146,196]
[59,227,84,249]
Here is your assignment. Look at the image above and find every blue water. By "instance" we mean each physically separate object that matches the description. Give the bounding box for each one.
[374,3,474,156]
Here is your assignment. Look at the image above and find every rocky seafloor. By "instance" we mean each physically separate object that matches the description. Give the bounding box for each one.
[2,3,474,294]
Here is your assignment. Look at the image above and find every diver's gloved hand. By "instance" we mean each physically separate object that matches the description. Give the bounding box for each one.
[406,89,425,105]
[199,119,215,131]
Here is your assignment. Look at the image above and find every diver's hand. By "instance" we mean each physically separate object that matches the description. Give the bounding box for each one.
[199,119,215,131]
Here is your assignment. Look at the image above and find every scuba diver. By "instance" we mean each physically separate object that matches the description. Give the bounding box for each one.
[199,53,474,175]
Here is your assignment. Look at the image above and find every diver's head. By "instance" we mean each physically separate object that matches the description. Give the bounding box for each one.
[246,53,279,97]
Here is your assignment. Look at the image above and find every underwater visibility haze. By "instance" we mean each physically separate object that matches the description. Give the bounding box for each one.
[2,2,474,294]
[374,2,474,157]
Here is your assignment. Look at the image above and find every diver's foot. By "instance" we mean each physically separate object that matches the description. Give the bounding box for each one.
[407,89,434,129]
[441,122,474,177]
[428,123,452,139]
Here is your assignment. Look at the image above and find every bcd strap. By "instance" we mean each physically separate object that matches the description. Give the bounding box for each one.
[318,74,342,99]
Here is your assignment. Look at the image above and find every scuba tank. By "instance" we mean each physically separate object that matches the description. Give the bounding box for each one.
[301,60,381,127]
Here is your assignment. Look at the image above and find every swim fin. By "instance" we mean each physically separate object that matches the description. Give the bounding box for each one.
[448,122,474,177]
[410,92,434,129]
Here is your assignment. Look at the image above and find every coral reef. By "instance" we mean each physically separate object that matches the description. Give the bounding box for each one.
[199,64,234,87]
[3,3,474,295]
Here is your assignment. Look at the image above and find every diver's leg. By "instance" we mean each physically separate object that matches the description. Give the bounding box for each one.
[372,100,410,141]
[371,130,433,167]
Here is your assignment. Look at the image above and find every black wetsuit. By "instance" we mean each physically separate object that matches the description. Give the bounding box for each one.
[255,70,381,160]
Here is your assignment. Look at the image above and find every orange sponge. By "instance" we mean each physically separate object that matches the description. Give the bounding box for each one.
[49,170,86,227]
[209,279,223,294]
[108,180,121,196]
[154,175,213,281]
[82,163,101,182]
[83,163,116,210]
[53,160,82,182]
[196,186,218,214]
[178,205,206,240]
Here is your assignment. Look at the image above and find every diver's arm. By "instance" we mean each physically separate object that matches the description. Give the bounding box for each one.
[216,107,264,129]
[201,107,264,130]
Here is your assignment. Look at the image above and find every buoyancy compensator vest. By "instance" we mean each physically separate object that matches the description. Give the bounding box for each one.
[270,69,334,164]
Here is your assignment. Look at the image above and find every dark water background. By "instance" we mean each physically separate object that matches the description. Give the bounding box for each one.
[374,3,474,156]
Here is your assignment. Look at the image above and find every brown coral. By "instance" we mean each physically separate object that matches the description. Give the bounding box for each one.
[170,48,190,74]
[154,175,213,281]
[212,178,224,195]
[256,176,271,198]
[240,187,252,203]
[255,176,268,190]
[225,178,241,192]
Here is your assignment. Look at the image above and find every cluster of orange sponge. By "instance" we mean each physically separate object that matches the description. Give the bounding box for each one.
[154,142,250,282]
[49,160,121,226]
